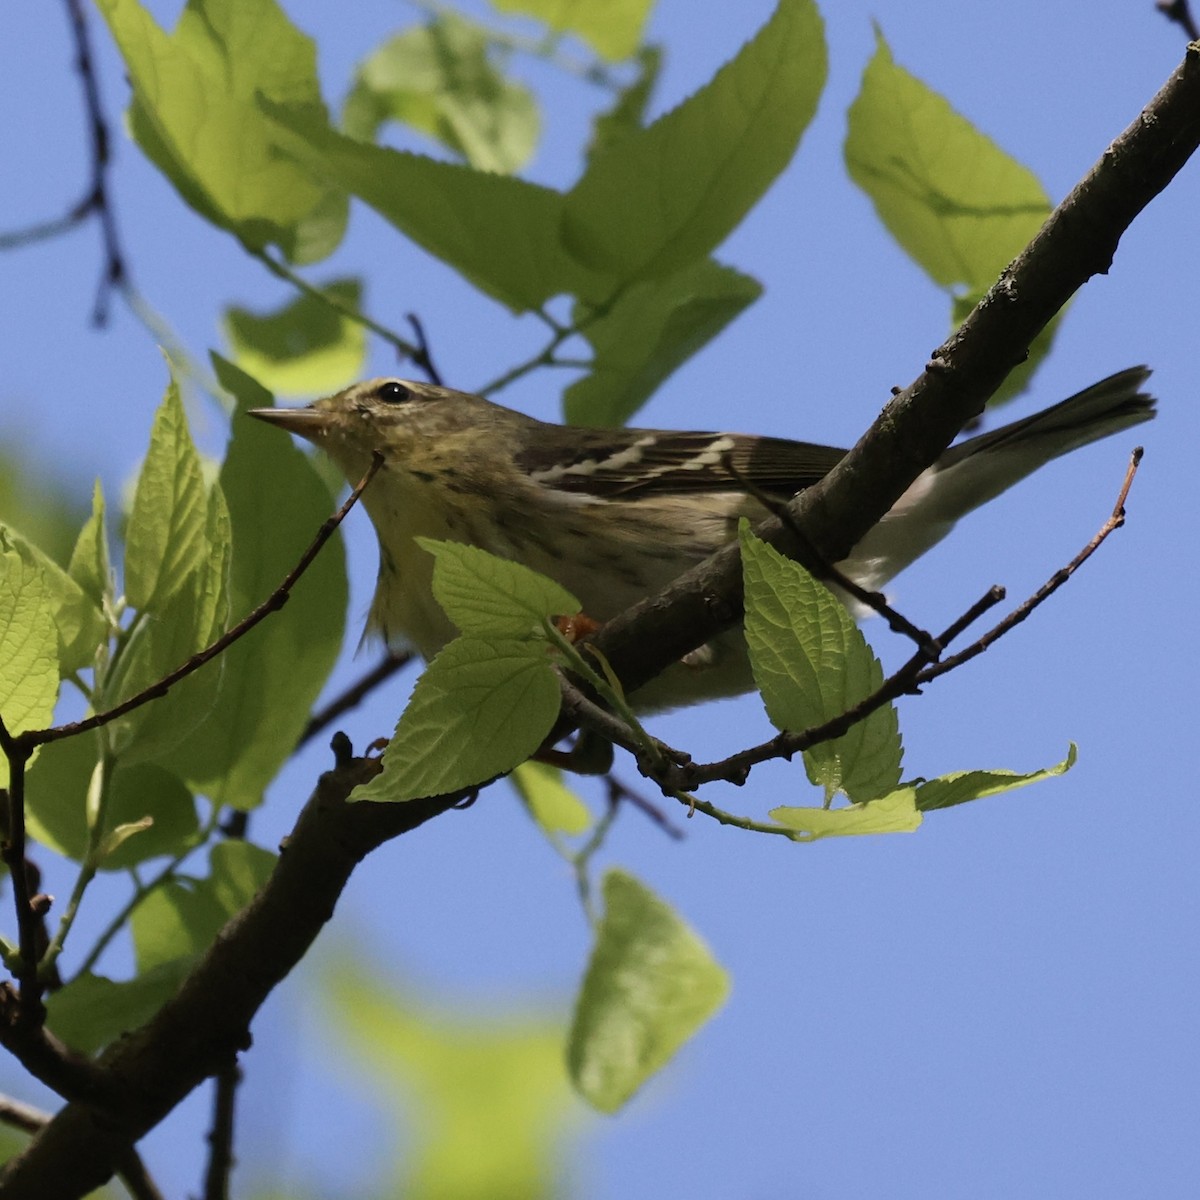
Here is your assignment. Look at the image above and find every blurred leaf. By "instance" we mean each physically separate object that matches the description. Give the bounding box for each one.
[326,962,577,1200]
[740,524,902,804]
[131,841,276,973]
[352,637,561,803]
[167,357,347,810]
[222,279,367,397]
[770,788,923,839]
[344,12,539,173]
[914,744,1076,811]
[419,538,579,638]
[0,547,59,787]
[0,444,86,567]
[845,29,1050,294]
[262,99,608,309]
[68,480,113,610]
[564,258,761,427]
[26,736,199,869]
[586,45,661,163]
[0,524,106,678]
[45,962,192,1055]
[490,0,654,62]
[562,0,826,281]
[123,375,211,614]
[511,761,592,836]
[568,869,729,1112]
[94,816,155,864]
[97,0,347,263]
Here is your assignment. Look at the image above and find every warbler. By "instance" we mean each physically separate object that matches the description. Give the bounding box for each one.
[250,367,1153,709]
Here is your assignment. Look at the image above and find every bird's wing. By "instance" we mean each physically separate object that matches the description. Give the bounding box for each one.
[516,426,848,500]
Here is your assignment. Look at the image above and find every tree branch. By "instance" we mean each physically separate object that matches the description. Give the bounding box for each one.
[581,43,1200,705]
[0,756,471,1197]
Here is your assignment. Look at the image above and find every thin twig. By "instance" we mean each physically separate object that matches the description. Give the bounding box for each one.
[64,0,127,325]
[73,843,202,980]
[673,585,1008,791]
[604,773,685,840]
[202,1061,241,1200]
[1158,0,1200,40]
[674,449,1141,792]
[17,454,384,753]
[297,651,413,750]
[722,451,941,656]
[557,680,651,763]
[0,734,39,1008]
[114,1150,167,1200]
[0,0,131,327]
[252,249,420,362]
[475,294,619,397]
[0,1094,47,1136]
[915,447,1143,687]
[0,1094,164,1200]
[405,313,444,385]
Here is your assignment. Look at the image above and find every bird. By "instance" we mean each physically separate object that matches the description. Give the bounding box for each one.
[250,366,1154,710]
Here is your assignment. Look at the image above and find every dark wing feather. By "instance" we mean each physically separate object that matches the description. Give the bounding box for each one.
[515,424,849,500]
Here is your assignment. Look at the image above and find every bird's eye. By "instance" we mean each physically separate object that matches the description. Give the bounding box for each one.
[378,381,413,405]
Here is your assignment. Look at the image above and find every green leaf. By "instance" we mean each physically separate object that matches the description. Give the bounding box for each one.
[68,480,113,610]
[344,13,539,174]
[490,0,654,62]
[352,637,561,803]
[769,788,923,840]
[845,29,1051,295]
[914,744,1076,812]
[0,525,106,678]
[0,548,59,785]
[564,258,761,427]
[131,841,277,972]
[104,484,231,763]
[94,817,155,864]
[418,538,580,638]
[262,99,606,310]
[222,278,367,397]
[166,356,347,810]
[45,963,192,1055]
[562,0,826,282]
[739,524,902,804]
[325,961,576,1198]
[511,761,592,836]
[97,0,347,263]
[123,375,211,614]
[26,737,199,868]
[585,45,661,164]
[567,869,729,1112]
[0,446,87,569]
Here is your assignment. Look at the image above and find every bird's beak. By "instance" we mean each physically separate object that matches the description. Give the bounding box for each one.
[248,405,331,441]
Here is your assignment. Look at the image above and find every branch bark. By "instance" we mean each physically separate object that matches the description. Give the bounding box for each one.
[0,759,462,1198]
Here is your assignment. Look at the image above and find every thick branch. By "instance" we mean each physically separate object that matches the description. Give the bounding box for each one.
[586,43,1200,702]
[0,758,465,1198]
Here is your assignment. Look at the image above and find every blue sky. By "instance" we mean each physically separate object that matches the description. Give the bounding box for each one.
[3,1,1198,1197]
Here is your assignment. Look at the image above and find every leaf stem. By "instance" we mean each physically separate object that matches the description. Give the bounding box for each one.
[251,249,420,363]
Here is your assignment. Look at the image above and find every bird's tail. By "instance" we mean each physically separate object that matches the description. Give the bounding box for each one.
[841,366,1155,591]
